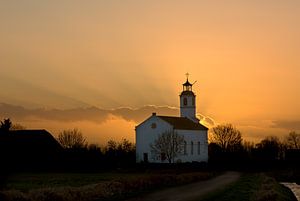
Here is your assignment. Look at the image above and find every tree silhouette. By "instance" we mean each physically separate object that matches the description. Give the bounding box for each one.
[0,118,12,131]
[150,130,184,163]
[255,136,281,160]
[57,128,87,149]
[210,124,242,153]
[10,123,26,130]
[103,139,135,166]
[285,131,300,149]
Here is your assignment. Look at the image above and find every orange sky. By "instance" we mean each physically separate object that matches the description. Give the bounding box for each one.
[0,1,300,144]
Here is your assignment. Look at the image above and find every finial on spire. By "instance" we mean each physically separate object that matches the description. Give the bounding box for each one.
[185,72,189,80]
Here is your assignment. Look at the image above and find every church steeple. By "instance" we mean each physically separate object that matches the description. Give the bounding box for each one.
[182,75,193,91]
[179,73,198,122]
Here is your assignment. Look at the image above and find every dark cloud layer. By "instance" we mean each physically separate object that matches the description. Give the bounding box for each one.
[272,120,300,131]
[0,103,217,128]
[0,103,179,124]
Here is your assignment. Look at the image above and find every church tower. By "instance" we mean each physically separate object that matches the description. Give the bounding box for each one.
[180,74,198,123]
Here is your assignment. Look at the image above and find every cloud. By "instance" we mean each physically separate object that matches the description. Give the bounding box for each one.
[271,120,300,131]
[0,103,215,129]
[202,117,215,127]
[0,103,179,124]
[112,105,179,122]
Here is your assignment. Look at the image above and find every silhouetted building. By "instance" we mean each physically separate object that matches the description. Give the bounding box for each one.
[0,129,62,169]
[135,75,208,163]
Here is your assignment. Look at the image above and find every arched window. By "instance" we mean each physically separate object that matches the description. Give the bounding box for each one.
[183,97,187,106]
[191,141,193,155]
[192,97,195,106]
[197,141,200,155]
[184,141,187,155]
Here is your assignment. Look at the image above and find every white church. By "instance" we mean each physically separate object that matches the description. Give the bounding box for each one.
[135,76,208,163]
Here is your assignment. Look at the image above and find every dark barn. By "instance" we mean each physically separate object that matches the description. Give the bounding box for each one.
[0,130,62,170]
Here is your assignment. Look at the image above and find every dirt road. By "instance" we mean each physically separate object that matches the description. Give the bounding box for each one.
[126,171,241,201]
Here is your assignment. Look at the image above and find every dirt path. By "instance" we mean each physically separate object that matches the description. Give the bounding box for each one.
[126,171,241,201]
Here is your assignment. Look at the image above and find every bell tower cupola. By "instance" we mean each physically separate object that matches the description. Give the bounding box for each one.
[180,73,198,122]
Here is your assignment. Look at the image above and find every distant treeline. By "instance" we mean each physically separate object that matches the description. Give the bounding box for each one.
[1,118,300,172]
[208,124,300,170]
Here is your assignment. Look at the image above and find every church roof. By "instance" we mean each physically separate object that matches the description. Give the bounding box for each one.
[157,116,208,131]
[183,79,192,86]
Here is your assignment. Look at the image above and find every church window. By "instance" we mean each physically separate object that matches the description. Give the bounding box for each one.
[192,97,195,106]
[184,141,187,155]
[191,141,194,155]
[197,141,200,155]
[184,98,187,106]
[151,123,156,129]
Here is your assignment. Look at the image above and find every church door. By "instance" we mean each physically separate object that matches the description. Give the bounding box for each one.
[143,153,148,163]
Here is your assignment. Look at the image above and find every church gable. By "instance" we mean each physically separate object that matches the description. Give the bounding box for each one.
[135,113,173,133]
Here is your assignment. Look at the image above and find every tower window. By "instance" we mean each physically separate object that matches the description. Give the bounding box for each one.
[183,98,187,106]
[191,141,194,155]
[198,141,200,155]
[192,97,195,106]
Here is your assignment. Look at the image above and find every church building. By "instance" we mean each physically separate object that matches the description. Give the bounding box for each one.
[135,76,208,163]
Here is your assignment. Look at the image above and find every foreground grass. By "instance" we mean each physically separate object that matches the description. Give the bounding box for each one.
[198,173,297,201]
[4,172,146,191]
[0,171,216,201]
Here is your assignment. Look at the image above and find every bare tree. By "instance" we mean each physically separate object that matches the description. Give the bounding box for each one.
[117,139,135,153]
[285,131,300,149]
[150,130,184,163]
[10,123,26,130]
[57,128,87,149]
[210,124,242,152]
[0,118,12,131]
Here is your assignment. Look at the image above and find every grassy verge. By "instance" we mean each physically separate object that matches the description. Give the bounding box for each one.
[0,171,216,201]
[197,173,297,201]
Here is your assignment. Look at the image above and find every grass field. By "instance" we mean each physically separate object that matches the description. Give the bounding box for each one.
[0,170,217,201]
[197,173,297,201]
[4,172,146,191]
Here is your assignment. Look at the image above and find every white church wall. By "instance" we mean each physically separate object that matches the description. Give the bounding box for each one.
[135,115,173,163]
[136,118,208,163]
[175,129,208,163]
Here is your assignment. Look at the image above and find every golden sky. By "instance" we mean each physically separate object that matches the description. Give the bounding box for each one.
[0,1,300,144]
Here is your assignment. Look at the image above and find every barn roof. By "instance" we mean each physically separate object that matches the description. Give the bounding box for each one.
[157,116,208,131]
[0,129,62,151]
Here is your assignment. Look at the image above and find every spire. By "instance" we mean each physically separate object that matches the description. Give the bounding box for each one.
[182,73,193,91]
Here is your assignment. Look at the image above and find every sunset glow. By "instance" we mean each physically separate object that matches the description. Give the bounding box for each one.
[1,1,300,144]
